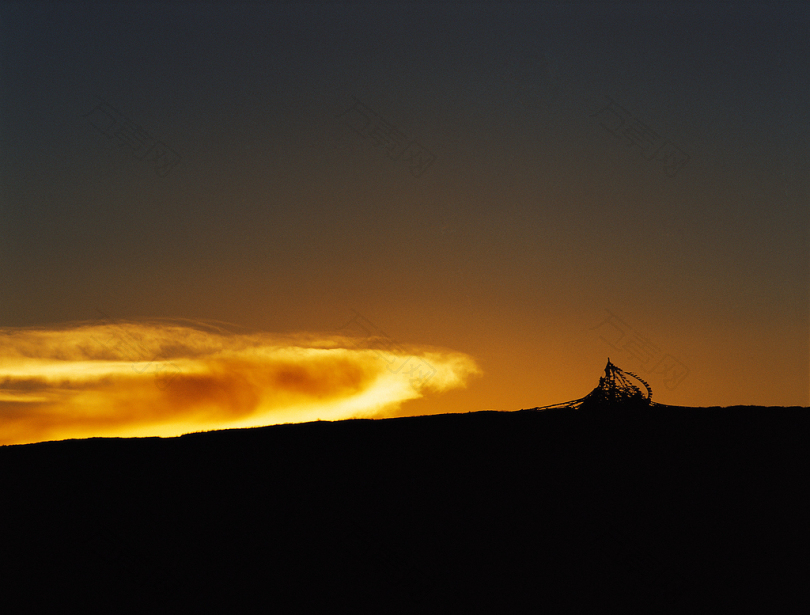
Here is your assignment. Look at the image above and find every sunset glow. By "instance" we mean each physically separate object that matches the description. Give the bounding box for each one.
[0,321,481,446]
[1,2,807,445]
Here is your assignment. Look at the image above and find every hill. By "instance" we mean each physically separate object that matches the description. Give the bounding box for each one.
[2,405,808,611]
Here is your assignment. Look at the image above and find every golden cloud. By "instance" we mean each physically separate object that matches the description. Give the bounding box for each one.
[0,319,481,446]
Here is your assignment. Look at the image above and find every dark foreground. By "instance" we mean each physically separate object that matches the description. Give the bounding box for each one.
[2,406,808,612]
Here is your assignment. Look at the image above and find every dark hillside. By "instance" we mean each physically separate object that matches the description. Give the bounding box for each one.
[2,406,808,612]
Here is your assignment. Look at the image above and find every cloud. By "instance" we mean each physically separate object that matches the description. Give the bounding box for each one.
[0,319,481,445]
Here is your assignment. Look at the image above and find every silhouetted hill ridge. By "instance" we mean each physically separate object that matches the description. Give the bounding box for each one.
[2,406,807,611]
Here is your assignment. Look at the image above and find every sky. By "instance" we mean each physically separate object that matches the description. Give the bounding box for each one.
[1,1,808,445]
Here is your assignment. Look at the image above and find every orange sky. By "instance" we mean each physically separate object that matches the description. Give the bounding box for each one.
[1,2,807,445]
[0,319,480,446]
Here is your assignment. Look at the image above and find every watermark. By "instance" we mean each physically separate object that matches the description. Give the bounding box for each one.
[90,309,180,390]
[590,96,689,177]
[337,97,436,178]
[577,523,682,602]
[499,50,562,111]
[336,310,437,388]
[84,98,181,177]
[590,309,689,390]
[344,524,435,604]
[83,524,182,601]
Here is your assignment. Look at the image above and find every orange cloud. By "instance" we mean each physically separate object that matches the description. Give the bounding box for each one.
[0,320,481,446]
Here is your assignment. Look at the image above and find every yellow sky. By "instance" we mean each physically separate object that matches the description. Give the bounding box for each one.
[0,320,481,446]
